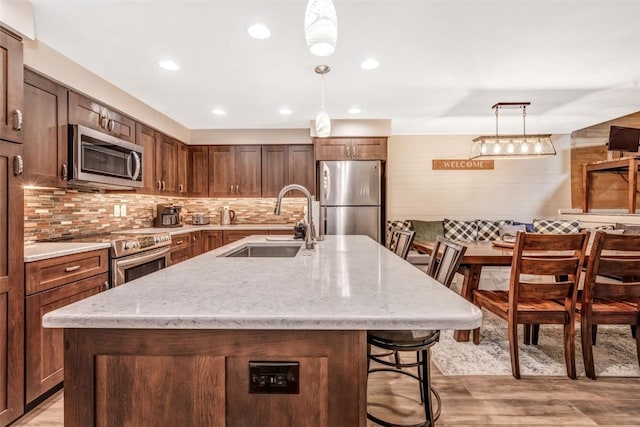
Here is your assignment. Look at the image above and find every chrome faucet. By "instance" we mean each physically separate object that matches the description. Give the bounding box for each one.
[274,184,315,250]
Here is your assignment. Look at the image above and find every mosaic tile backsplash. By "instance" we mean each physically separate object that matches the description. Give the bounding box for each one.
[25,188,306,243]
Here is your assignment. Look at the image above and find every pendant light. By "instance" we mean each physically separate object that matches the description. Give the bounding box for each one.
[469,102,556,160]
[315,65,331,138]
[304,0,337,56]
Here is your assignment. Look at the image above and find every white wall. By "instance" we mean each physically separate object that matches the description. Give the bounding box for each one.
[0,0,35,39]
[386,134,572,222]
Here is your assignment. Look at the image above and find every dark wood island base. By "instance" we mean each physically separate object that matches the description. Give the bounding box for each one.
[63,329,367,427]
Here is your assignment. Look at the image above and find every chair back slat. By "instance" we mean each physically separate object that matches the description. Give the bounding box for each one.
[520,258,580,276]
[518,281,573,300]
[510,231,589,307]
[427,236,467,288]
[584,231,640,303]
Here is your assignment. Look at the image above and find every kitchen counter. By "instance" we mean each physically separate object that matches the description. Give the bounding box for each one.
[43,235,481,331]
[45,235,481,426]
[24,224,294,262]
[24,241,112,263]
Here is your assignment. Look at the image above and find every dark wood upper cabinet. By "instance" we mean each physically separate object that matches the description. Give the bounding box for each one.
[262,145,315,197]
[0,29,23,144]
[209,145,261,197]
[0,141,25,426]
[68,91,136,143]
[314,138,387,161]
[157,135,178,194]
[188,145,209,197]
[23,69,68,187]
[177,142,188,195]
[136,123,160,194]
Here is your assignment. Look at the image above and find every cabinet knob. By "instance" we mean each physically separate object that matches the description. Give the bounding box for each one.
[236,184,239,194]
[99,114,109,129]
[161,180,166,191]
[12,110,23,131]
[346,145,350,157]
[107,119,115,132]
[230,185,234,194]
[61,164,68,181]
[179,184,184,193]
[353,145,357,157]
[103,281,109,291]
[157,180,162,190]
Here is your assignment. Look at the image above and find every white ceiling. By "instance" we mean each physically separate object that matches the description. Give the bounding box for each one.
[29,0,640,135]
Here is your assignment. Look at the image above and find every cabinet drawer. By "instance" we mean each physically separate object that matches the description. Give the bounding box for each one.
[25,272,109,403]
[222,230,268,245]
[25,249,109,295]
[171,233,191,251]
[269,229,294,236]
[170,247,192,265]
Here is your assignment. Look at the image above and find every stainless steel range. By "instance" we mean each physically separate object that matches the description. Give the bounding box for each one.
[109,232,172,287]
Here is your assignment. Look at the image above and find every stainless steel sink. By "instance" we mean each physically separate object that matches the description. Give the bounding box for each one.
[220,243,302,258]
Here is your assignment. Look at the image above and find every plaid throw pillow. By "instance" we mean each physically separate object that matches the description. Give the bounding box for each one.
[476,220,512,241]
[444,219,477,242]
[533,219,581,234]
[385,220,412,247]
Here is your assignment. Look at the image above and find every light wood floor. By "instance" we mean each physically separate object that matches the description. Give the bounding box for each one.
[12,360,640,426]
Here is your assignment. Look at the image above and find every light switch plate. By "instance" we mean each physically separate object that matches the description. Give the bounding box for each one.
[113,204,121,217]
[120,204,127,216]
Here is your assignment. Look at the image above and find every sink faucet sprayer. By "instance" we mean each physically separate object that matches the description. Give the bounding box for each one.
[274,184,315,250]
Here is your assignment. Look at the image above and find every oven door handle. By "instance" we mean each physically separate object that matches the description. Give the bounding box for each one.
[115,246,171,270]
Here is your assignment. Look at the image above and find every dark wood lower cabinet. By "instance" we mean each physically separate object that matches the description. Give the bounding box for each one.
[25,273,108,404]
[64,329,367,426]
[202,231,223,252]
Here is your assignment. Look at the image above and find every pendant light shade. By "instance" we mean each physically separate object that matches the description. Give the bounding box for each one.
[316,109,331,137]
[314,65,331,138]
[304,0,337,57]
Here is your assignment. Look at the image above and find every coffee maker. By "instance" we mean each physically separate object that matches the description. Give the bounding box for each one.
[154,204,183,228]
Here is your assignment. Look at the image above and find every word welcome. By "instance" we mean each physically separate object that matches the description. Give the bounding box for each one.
[432,159,494,170]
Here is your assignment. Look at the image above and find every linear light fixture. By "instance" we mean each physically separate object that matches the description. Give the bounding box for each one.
[470,102,556,160]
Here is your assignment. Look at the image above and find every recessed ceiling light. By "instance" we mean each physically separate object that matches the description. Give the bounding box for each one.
[158,60,180,71]
[212,109,226,116]
[360,58,379,70]
[279,108,292,115]
[248,24,271,40]
[348,107,362,114]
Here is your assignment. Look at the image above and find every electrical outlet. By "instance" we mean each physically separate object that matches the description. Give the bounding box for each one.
[113,204,121,217]
[120,204,127,217]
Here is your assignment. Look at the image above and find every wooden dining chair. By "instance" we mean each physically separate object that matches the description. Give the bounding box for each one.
[388,228,415,260]
[367,236,467,426]
[578,230,640,379]
[472,231,589,379]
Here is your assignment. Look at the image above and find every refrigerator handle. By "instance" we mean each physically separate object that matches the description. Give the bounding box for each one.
[322,163,330,202]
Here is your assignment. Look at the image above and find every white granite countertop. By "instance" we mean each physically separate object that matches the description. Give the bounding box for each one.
[24,242,112,263]
[43,235,482,331]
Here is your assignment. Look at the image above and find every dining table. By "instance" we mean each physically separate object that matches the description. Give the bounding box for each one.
[412,239,521,342]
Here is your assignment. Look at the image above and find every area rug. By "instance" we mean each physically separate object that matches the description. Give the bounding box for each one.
[432,311,640,377]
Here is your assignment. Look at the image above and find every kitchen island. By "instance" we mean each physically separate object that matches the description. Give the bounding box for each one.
[44,235,481,427]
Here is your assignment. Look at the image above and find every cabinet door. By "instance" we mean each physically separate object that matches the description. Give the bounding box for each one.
[23,70,68,187]
[235,145,261,197]
[191,231,202,257]
[0,29,23,144]
[261,145,287,197]
[157,136,178,193]
[208,146,235,197]
[314,138,351,160]
[202,231,223,252]
[188,146,208,197]
[25,273,108,404]
[351,138,387,160]
[288,145,315,196]
[177,142,188,195]
[136,123,160,194]
[0,141,24,425]
[68,91,135,143]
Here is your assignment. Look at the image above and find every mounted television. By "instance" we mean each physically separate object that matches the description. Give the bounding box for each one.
[608,126,640,156]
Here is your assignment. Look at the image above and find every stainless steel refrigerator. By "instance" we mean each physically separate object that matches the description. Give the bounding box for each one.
[318,160,383,242]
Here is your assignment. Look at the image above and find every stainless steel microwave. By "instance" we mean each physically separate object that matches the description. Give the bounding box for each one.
[68,124,143,189]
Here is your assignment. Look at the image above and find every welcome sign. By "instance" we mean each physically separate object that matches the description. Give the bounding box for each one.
[432,159,494,170]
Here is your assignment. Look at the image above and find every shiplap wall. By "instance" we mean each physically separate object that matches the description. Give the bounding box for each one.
[386,134,572,222]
